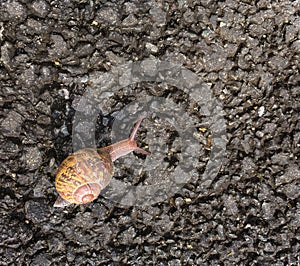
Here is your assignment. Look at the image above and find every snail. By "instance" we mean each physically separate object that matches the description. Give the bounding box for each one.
[54,113,150,207]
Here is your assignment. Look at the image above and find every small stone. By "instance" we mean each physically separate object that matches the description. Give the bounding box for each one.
[183,9,195,23]
[0,140,19,159]
[271,153,290,165]
[261,202,275,220]
[1,42,14,70]
[145,42,158,53]
[149,7,166,26]
[48,34,68,59]
[37,115,51,125]
[175,197,184,207]
[75,43,94,58]
[122,14,138,27]
[30,253,51,266]
[202,46,227,72]
[23,146,42,171]
[264,242,275,252]
[223,195,239,216]
[95,7,119,25]
[255,130,264,138]
[0,110,24,137]
[277,182,300,200]
[258,106,265,117]
[4,1,27,22]
[25,199,50,223]
[268,55,289,71]
[275,165,300,186]
[30,0,50,18]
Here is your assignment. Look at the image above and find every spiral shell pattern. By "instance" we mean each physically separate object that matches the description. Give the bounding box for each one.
[55,148,113,204]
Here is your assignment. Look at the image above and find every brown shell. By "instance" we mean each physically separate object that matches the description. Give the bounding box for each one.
[55,148,113,204]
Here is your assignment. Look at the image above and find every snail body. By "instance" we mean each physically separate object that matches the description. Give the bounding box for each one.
[54,114,150,207]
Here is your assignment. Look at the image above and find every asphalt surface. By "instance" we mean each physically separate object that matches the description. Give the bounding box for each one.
[0,0,299,265]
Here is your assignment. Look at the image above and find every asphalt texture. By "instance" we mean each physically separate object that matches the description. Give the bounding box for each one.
[0,0,300,265]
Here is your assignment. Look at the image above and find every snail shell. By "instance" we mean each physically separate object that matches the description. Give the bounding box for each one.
[55,148,113,206]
